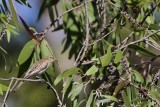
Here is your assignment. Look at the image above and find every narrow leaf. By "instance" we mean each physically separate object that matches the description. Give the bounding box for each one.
[54,68,81,85]
[0,84,8,91]
[86,91,94,107]
[8,0,21,30]
[113,80,129,97]
[86,65,99,76]
[18,39,35,65]
[40,40,53,57]
[128,45,157,58]
[122,91,131,107]
[70,83,83,101]
[0,86,3,95]
[101,95,118,102]
[114,49,123,64]
[101,45,112,67]
[133,70,144,83]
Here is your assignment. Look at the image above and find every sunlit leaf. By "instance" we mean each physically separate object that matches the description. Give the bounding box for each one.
[113,79,129,97]
[114,49,123,64]
[122,91,131,107]
[40,40,53,57]
[0,84,8,91]
[54,68,81,85]
[0,86,3,95]
[86,91,94,107]
[101,45,113,67]
[70,83,83,101]
[128,45,157,58]
[6,29,11,42]
[76,99,86,107]
[18,39,35,65]
[133,70,144,83]
[8,0,21,30]
[63,77,72,94]
[101,95,118,102]
[86,65,99,76]
[99,95,118,104]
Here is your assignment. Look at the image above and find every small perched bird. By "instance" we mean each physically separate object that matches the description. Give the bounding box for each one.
[13,56,55,92]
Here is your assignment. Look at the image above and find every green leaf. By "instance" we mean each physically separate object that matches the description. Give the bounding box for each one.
[86,65,99,76]
[114,49,123,64]
[18,39,35,65]
[128,45,157,58]
[0,84,8,91]
[6,29,11,43]
[0,46,8,54]
[62,77,72,94]
[101,45,112,67]
[73,99,78,107]
[70,83,83,101]
[113,79,129,97]
[8,0,21,30]
[86,91,94,107]
[54,68,81,85]
[146,74,152,86]
[122,91,131,107]
[40,40,53,57]
[148,24,160,30]
[18,51,34,77]
[133,70,144,83]
[76,99,86,107]
[0,86,3,95]
[101,95,118,102]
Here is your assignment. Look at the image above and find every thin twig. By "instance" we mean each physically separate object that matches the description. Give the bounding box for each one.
[0,16,12,40]
[0,77,62,106]
[120,29,160,49]
[0,100,8,107]
[43,80,62,107]
[140,1,160,25]
[74,0,90,67]
[1,78,14,107]
[89,27,116,46]
[120,77,160,106]
[34,0,93,42]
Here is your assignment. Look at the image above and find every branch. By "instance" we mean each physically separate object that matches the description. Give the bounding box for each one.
[140,1,160,25]
[89,27,116,46]
[74,0,90,66]
[1,78,14,107]
[34,0,93,43]
[120,29,160,49]
[0,77,62,107]
[43,80,62,107]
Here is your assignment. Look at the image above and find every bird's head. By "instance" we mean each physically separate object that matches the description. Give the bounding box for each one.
[47,56,55,62]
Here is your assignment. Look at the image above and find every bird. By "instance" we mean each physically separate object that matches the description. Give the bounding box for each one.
[12,56,55,92]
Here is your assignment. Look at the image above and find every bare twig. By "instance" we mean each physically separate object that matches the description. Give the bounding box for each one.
[74,0,90,66]
[1,78,14,107]
[43,80,62,107]
[0,100,8,107]
[0,16,12,40]
[120,29,160,49]
[89,28,116,46]
[33,0,93,42]
[120,77,160,106]
[0,77,62,107]
[140,1,160,25]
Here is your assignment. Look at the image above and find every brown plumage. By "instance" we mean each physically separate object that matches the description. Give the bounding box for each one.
[13,56,54,92]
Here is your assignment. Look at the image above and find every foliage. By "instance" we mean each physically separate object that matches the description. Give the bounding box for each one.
[1,0,160,107]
